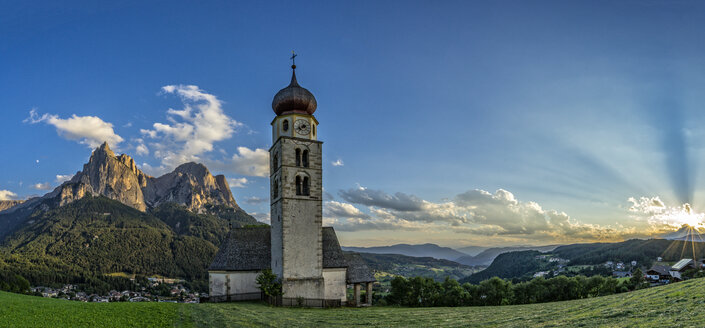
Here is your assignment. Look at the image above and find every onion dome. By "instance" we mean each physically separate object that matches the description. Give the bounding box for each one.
[272,65,317,115]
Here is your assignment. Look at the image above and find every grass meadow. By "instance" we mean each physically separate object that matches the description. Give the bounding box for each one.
[3,278,705,327]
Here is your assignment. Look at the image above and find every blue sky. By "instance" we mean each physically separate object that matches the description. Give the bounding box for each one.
[3,0,705,247]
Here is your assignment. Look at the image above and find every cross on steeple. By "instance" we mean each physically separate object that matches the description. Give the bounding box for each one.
[290,51,297,69]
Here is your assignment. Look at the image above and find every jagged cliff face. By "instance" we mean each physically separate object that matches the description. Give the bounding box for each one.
[0,200,25,213]
[54,142,240,212]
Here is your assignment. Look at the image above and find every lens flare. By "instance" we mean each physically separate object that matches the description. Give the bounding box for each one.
[665,204,705,228]
[630,197,705,229]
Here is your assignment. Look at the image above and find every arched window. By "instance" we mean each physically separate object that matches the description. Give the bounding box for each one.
[272,153,278,170]
[303,177,310,196]
[273,178,279,199]
[282,120,289,131]
[295,176,302,195]
[295,148,301,167]
[312,124,315,136]
[302,150,309,168]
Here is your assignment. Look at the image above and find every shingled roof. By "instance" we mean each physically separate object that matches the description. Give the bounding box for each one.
[647,265,670,276]
[209,227,271,271]
[322,227,348,268]
[209,226,366,273]
[344,253,376,283]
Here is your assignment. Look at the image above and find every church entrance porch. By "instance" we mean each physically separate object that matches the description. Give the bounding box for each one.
[350,282,373,307]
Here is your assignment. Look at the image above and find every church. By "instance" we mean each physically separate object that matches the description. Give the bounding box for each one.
[208,60,375,307]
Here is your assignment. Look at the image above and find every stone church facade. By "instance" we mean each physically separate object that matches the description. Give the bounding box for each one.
[208,62,375,306]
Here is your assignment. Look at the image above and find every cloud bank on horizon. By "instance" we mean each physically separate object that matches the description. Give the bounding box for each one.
[324,185,703,246]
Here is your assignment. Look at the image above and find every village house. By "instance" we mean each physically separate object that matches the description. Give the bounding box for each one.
[646,265,671,283]
[612,271,632,278]
[669,258,695,281]
[646,258,702,283]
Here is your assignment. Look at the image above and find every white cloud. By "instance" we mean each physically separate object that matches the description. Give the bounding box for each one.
[31,182,52,190]
[226,147,269,177]
[0,190,18,200]
[135,139,149,156]
[25,109,124,148]
[139,162,170,177]
[228,177,248,188]
[334,186,653,242]
[140,129,157,138]
[140,85,241,170]
[56,175,73,184]
[332,159,344,167]
[322,200,430,232]
[628,196,705,228]
[324,201,370,219]
[339,186,425,211]
[244,196,267,204]
[251,212,271,224]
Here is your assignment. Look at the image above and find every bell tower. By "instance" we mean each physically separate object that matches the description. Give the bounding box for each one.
[269,58,325,299]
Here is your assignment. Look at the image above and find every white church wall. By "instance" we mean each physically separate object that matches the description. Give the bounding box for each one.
[228,271,262,294]
[283,277,325,299]
[323,268,347,301]
[209,271,262,301]
[209,272,227,297]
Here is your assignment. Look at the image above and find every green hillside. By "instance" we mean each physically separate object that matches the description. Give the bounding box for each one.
[355,251,480,282]
[0,196,257,291]
[461,239,705,283]
[3,277,705,327]
[552,238,705,265]
[461,250,544,284]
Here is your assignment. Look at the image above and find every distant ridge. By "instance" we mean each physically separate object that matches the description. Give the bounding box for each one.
[455,245,560,266]
[660,225,705,241]
[342,243,469,261]
[455,245,488,257]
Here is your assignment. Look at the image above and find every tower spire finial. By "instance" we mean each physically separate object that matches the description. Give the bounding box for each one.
[290,50,297,69]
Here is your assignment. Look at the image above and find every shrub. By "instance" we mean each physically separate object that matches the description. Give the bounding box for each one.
[256,269,282,297]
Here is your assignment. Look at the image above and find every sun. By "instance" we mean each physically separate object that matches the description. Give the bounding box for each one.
[664,204,705,228]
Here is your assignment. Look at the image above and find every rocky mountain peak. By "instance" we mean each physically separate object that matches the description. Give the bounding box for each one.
[90,142,115,161]
[52,143,240,213]
[175,162,209,176]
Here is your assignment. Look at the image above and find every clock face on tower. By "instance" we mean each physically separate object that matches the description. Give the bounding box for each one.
[294,119,311,135]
